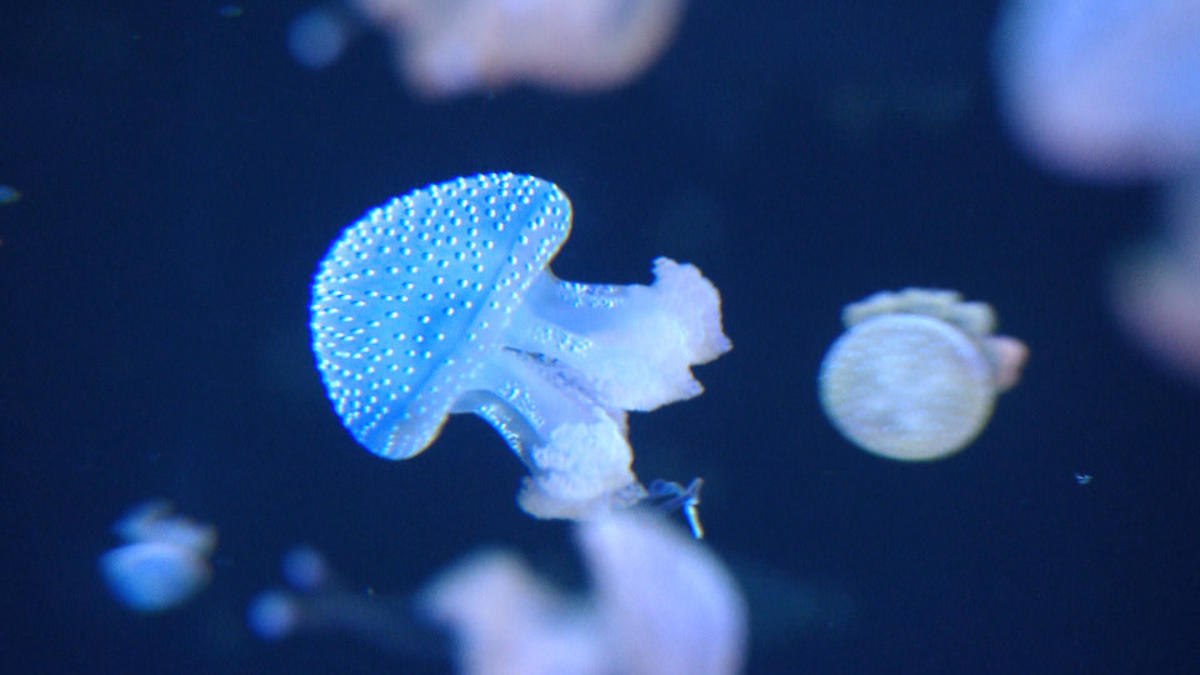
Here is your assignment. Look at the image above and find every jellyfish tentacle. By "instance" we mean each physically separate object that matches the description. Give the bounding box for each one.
[503,257,731,412]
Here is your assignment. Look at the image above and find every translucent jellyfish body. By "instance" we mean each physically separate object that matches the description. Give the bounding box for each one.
[818,289,1028,461]
[349,0,686,97]
[311,173,731,519]
[98,500,217,613]
[422,510,748,675]
[993,0,1200,180]
[249,512,747,674]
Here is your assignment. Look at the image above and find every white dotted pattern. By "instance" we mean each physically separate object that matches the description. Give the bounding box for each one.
[310,173,571,459]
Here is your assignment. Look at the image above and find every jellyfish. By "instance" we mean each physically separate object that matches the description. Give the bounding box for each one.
[817,289,1028,461]
[310,173,731,519]
[347,0,686,97]
[252,511,746,674]
[98,500,217,613]
[248,546,443,657]
[422,511,748,674]
[1110,174,1200,383]
[993,0,1200,181]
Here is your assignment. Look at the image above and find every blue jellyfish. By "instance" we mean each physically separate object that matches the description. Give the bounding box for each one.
[310,173,731,519]
[98,500,217,613]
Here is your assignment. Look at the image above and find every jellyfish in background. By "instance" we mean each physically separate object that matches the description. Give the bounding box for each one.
[818,289,1028,461]
[993,0,1200,181]
[289,0,685,97]
[992,1,1200,385]
[251,511,748,675]
[248,546,440,657]
[310,173,731,520]
[1111,176,1200,383]
[98,500,217,613]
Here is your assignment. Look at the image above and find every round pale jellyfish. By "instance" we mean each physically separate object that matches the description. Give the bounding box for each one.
[310,173,730,519]
[98,500,217,613]
[818,289,1028,461]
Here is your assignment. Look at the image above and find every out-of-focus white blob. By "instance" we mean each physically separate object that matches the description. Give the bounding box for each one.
[98,500,216,613]
[1111,174,1200,383]
[288,5,362,69]
[423,511,747,675]
[349,0,686,97]
[818,289,1029,461]
[993,0,1200,181]
[578,511,748,675]
[420,552,602,675]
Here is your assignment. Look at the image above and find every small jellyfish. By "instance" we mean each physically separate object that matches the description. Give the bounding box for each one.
[818,289,1028,461]
[98,500,217,613]
[310,173,731,519]
[422,510,748,675]
[349,0,686,97]
[0,184,21,205]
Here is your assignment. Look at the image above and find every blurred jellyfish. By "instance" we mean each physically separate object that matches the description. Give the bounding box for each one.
[98,500,217,613]
[422,511,747,674]
[818,289,1028,461]
[288,4,365,69]
[993,0,1200,181]
[251,512,745,673]
[343,0,686,97]
[248,546,445,658]
[1110,174,1200,383]
[249,511,744,667]
[311,173,730,520]
[0,185,20,204]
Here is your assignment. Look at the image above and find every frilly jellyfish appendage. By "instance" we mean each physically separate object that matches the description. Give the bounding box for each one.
[818,289,1028,461]
[311,173,731,520]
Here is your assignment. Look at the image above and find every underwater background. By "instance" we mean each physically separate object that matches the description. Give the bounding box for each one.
[2,1,1198,673]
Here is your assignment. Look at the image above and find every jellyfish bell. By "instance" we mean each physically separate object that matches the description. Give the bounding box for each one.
[818,289,1028,461]
[98,500,217,613]
[100,541,213,613]
[350,0,687,97]
[422,510,747,675]
[310,173,731,519]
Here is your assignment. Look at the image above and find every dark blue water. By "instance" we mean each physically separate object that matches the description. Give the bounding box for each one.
[2,2,1196,673]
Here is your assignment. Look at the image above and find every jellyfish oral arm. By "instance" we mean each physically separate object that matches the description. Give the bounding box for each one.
[454,350,642,520]
[502,257,732,412]
[446,253,731,520]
